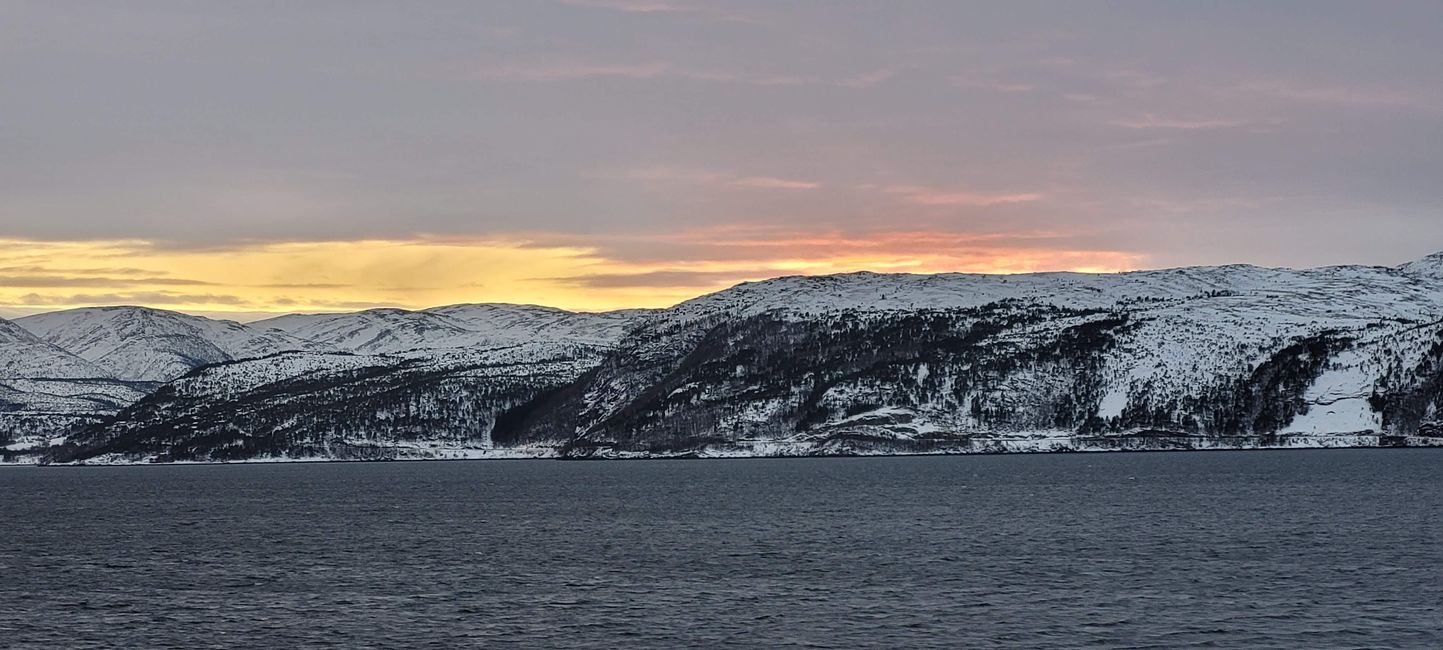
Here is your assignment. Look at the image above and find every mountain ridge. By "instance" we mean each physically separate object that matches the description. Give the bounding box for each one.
[5,251,1443,464]
[16,306,321,382]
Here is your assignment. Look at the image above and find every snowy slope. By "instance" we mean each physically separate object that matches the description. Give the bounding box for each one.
[17,251,1443,463]
[1399,252,1443,280]
[254,304,645,354]
[0,317,153,457]
[661,261,1442,324]
[426,303,649,346]
[0,317,109,380]
[531,253,1443,458]
[620,261,1442,416]
[57,343,608,463]
[252,308,493,354]
[16,306,322,382]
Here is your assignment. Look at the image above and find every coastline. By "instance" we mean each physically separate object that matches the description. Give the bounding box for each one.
[8,433,1441,467]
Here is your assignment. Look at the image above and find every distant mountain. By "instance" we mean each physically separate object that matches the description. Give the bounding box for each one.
[253,308,478,355]
[0,317,109,380]
[1400,252,1443,279]
[253,304,646,354]
[0,317,151,461]
[16,306,320,382]
[28,252,1443,464]
[426,303,651,347]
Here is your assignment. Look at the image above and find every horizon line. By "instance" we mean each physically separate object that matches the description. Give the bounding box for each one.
[2,250,1436,324]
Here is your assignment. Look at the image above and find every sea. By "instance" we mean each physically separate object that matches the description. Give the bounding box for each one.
[2,449,1440,648]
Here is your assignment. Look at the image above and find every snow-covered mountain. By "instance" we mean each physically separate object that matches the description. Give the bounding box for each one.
[253,304,647,354]
[16,306,322,382]
[253,309,481,355]
[0,317,109,380]
[427,303,650,347]
[1400,252,1443,279]
[534,257,1443,458]
[14,252,1443,464]
[7,303,648,462]
[0,317,151,461]
[660,262,1442,323]
[49,343,606,463]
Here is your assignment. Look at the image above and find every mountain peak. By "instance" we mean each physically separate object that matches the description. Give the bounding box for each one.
[0,316,109,380]
[1399,251,1443,278]
[253,302,643,354]
[14,308,317,382]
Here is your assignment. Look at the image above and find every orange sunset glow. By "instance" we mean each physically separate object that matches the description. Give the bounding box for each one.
[0,233,1143,319]
[2,1,1438,319]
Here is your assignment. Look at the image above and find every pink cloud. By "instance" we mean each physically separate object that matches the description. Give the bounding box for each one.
[476,61,893,88]
[482,62,672,81]
[949,74,1036,94]
[881,184,1043,207]
[556,0,754,22]
[601,166,726,183]
[559,0,695,13]
[731,176,819,190]
[1237,80,1422,107]
[1109,114,1255,130]
[594,167,817,190]
[528,225,1147,289]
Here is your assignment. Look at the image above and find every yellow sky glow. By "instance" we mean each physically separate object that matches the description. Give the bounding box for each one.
[0,235,1145,320]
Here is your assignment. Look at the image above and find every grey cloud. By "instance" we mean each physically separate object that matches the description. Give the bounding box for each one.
[0,275,216,288]
[16,292,250,306]
[0,1,1438,269]
[0,265,156,276]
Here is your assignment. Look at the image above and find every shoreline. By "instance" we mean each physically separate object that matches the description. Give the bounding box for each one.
[6,437,1441,468]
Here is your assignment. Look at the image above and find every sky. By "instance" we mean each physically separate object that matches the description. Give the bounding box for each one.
[2,0,1441,320]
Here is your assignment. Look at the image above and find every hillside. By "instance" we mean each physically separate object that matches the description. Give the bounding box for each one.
[16,307,321,382]
[28,252,1443,463]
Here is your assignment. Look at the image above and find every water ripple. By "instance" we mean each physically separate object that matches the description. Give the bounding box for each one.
[2,449,1441,648]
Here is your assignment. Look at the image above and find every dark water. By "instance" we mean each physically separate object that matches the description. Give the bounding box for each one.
[2,450,1441,649]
